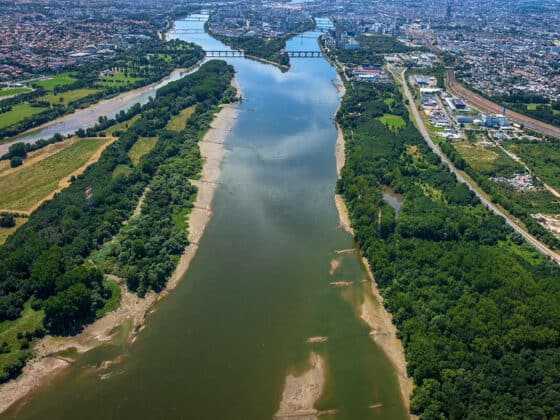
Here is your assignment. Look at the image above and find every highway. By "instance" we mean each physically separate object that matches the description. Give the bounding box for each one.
[446,70,560,139]
[394,68,560,264]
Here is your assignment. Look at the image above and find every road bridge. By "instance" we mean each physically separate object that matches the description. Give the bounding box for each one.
[203,50,324,58]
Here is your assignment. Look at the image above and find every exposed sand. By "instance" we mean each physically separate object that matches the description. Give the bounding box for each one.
[0,81,240,415]
[533,213,560,239]
[329,257,341,275]
[306,337,328,344]
[332,75,414,415]
[274,352,326,420]
[334,74,346,178]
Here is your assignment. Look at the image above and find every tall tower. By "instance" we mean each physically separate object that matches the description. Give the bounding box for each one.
[446,1,452,19]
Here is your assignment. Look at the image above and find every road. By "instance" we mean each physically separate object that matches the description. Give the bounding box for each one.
[394,68,560,264]
[494,140,560,199]
[446,70,560,139]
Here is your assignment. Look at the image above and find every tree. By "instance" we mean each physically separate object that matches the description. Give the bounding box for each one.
[44,283,94,335]
[0,214,15,228]
[8,142,26,158]
[9,156,23,168]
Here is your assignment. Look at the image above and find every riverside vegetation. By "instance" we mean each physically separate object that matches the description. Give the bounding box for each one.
[336,73,560,417]
[0,60,236,382]
[334,33,560,416]
[0,39,204,140]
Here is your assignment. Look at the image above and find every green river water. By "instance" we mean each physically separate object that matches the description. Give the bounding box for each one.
[2,16,407,420]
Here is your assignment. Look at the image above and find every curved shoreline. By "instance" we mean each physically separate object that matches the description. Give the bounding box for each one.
[0,81,240,415]
[332,73,414,415]
[0,64,203,155]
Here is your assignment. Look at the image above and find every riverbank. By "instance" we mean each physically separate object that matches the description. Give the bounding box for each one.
[0,83,240,415]
[0,65,202,154]
[332,74,414,414]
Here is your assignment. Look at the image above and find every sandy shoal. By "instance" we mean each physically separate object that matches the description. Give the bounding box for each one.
[0,81,240,415]
[332,72,414,414]
[274,352,326,420]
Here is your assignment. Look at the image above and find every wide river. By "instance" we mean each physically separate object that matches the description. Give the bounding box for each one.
[3,16,407,420]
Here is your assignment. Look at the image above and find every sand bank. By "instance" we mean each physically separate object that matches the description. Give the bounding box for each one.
[274,352,325,420]
[332,72,414,414]
[0,82,240,415]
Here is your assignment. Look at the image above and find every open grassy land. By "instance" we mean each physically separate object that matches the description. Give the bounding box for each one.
[128,136,158,165]
[32,73,77,91]
[0,140,77,175]
[379,113,406,132]
[96,72,142,88]
[0,104,47,130]
[504,140,560,191]
[0,88,32,98]
[112,164,133,179]
[454,141,501,172]
[40,88,99,106]
[0,302,44,379]
[106,115,141,136]
[166,105,196,131]
[0,137,111,212]
[443,138,560,248]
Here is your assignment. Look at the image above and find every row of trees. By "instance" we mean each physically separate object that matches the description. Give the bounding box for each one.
[337,80,560,418]
[0,60,235,382]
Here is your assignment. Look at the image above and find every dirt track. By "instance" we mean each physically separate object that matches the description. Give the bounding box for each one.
[446,70,560,139]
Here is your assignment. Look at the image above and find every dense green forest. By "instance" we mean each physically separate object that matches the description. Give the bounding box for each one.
[0,39,204,140]
[337,81,560,418]
[0,60,235,382]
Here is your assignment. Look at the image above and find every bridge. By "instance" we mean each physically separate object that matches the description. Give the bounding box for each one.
[172,29,206,34]
[203,50,324,58]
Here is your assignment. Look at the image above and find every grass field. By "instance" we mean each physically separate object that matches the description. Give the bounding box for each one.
[112,164,133,179]
[0,301,44,376]
[0,88,32,98]
[505,141,560,190]
[379,113,406,131]
[166,105,196,131]
[32,73,77,91]
[97,73,142,87]
[0,217,27,245]
[128,136,158,166]
[106,115,141,136]
[0,138,110,212]
[454,141,500,172]
[0,104,48,130]
[40,88,99,106]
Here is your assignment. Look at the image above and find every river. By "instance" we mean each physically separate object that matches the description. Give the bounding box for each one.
[2,16,407,420]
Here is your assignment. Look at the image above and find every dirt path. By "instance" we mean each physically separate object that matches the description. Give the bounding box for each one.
[0,84,240,415]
